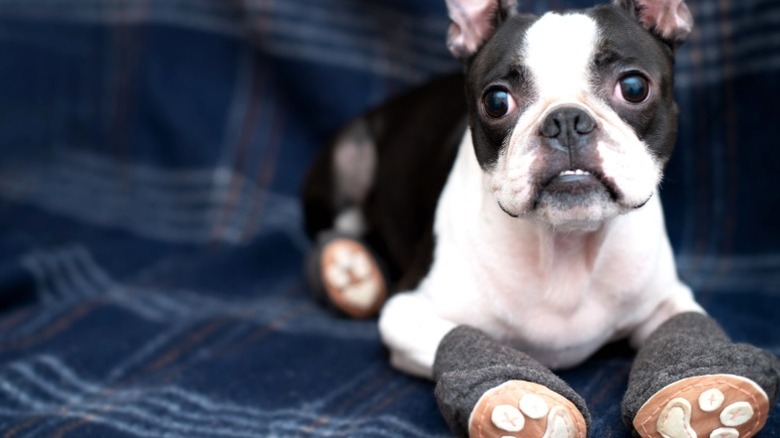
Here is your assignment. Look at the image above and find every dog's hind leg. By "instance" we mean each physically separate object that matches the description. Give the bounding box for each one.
[303,118,388,318]
[380,293,590,438]
[329,118,377,237]
[302,117,377,238]
[625,312,780,438]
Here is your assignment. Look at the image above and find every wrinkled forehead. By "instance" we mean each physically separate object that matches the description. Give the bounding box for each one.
[468,6,673,93]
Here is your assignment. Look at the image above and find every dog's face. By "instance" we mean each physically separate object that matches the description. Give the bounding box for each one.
[446,0,692,230]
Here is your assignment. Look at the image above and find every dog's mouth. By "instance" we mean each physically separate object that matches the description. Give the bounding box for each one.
[496,166,651,221]
[549,169,598,186]
[538,168,619,202]
[497,168,619,218]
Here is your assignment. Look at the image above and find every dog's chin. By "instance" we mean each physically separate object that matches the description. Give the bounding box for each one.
[532,188,620,232]
[534,173,620,229]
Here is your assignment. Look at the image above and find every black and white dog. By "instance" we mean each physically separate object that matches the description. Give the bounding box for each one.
[303,0,779,436]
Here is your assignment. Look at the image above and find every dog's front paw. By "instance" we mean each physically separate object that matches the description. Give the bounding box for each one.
[469,380,587,438]
[633,374,770,438]
[316,237,387,318]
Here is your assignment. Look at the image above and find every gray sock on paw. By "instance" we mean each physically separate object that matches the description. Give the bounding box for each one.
[622,312,780,426]
[433,325,590,437]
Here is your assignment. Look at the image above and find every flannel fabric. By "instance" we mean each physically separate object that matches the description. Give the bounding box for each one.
[0,0,778,436]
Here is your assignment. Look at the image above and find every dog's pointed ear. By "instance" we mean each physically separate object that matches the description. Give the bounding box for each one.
[445,0,518,61]
[615,0,693,47]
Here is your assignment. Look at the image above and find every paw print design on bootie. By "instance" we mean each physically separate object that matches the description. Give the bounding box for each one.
[320,238,387,318]
[469,380,587,438]
[634,374,770,438]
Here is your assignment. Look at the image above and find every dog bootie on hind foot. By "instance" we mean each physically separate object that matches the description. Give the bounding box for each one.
[469,380,587,438]
[307,232,388,318]
[633,374,769,438]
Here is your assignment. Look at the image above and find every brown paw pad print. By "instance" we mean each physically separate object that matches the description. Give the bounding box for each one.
[634,374,770,438]
[469,380,587,438]
[320,238,387,318]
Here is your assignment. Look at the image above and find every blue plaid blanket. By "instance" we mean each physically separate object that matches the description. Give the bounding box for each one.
[0,0,778,436]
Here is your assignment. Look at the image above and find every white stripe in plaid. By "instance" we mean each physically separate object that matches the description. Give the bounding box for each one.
[14,245,380,340]
[0,0,456,81]
[2,0,780,84]
[0,356,449,437]
[0,150,306,245]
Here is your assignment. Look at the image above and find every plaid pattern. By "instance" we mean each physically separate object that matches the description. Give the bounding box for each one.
[0,0,778,436]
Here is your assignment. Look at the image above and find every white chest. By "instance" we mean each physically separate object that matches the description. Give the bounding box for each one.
[419,135,679,369]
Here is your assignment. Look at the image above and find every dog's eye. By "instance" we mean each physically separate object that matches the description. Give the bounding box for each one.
[483,88,515,118]
[616,74,650,104]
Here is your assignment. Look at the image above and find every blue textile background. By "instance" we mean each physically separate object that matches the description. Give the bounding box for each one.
[0,0,778,436]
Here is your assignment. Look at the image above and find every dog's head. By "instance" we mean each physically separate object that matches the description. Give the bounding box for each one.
[446,0,691,230]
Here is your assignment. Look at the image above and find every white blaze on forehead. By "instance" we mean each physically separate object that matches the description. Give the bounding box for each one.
[523,13,600,100]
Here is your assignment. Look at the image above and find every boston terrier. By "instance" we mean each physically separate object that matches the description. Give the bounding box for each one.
[302,0,780,436]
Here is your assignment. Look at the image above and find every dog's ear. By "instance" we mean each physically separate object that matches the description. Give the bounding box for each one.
[615,0,693,47]
[445,0,518,61]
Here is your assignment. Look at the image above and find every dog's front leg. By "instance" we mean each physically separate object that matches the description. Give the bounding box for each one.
[379,291,458,379]
[624,310,780,438]
[380,293,589,438]
[434,326,590,438]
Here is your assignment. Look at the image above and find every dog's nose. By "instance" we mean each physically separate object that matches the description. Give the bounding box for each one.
[540,107,596,151]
